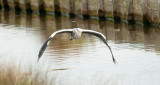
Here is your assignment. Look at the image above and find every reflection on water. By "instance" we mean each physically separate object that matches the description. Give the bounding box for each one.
[0,10,160,85]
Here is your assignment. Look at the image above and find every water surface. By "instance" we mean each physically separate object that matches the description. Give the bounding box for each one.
[0,11,160,85]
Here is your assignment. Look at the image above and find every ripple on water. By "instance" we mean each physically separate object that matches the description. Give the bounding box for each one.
[0,13,160,85]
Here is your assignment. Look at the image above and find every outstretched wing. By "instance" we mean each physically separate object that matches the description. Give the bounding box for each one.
[38,29,73,62]
[82,29,117,64]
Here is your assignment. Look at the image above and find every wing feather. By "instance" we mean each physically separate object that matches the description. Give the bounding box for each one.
[37,29,72,62]
[82,29,117,64]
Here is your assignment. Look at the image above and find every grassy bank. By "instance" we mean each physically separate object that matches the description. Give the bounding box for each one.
[0,64,45,85]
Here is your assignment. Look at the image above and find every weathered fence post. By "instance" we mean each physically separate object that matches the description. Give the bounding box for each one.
[98,0,105,20]
[54,0,61,16]
[1,0,160,26]
[13,0,21,12]
[19,0,26,12]
[2,0,9,10]
[82,0,89,18]
[69,0,75,18]
[38,0,46,15]
[127,0,134,24]
[0,0,2,10]
[43,0,54,13]
[25,0,32,13]
[104,0,113,18]
[113,0,120,22]
[158,0,160,23]
[141,0,150,25]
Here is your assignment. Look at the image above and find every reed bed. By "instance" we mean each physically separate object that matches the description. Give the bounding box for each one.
[0,63,47,85]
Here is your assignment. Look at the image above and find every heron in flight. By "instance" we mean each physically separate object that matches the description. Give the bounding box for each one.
[38,28,117,64]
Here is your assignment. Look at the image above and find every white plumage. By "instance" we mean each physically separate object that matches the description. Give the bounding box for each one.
[38,28,117,64]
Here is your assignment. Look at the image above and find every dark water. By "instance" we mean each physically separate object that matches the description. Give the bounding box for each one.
[0,10,160,85]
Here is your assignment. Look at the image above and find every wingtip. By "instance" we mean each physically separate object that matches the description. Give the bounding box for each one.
[37,53,42,63]
[113,60,117,64]
[113,57,117,64]
[37,52,42,63]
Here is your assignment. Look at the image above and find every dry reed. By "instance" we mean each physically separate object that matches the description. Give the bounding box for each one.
[0,63,46,85]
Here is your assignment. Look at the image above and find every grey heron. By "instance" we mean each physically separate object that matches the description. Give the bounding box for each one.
[38,28,117,64]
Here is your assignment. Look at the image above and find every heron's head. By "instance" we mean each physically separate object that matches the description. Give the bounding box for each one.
[70,28,83,40]
[73,28,82,34]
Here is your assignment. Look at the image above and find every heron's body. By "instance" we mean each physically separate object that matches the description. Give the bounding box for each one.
[70,28,82,39]
[38,28,117,64]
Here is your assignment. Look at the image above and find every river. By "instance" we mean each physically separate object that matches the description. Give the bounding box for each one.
[0,10,160,85]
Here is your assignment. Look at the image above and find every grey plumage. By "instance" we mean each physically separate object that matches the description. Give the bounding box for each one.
[38,28,117,64]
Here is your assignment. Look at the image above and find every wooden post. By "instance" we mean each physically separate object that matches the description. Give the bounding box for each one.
[30,0,39,13]
[0,0,2,10]
[127,0,134,24]
[69,0,75,18]
[2,0,9,11]
[38,0,46,15]
[19,0,26,12]
[141,0,150,25]
[113,0,120,22]
[13,0,21,12]
[158,0,160,22]
[54,0,61,16]
[25,0,32,13]
[82,0,89,19]
[98,0,105,20]
[43,0,54,13]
